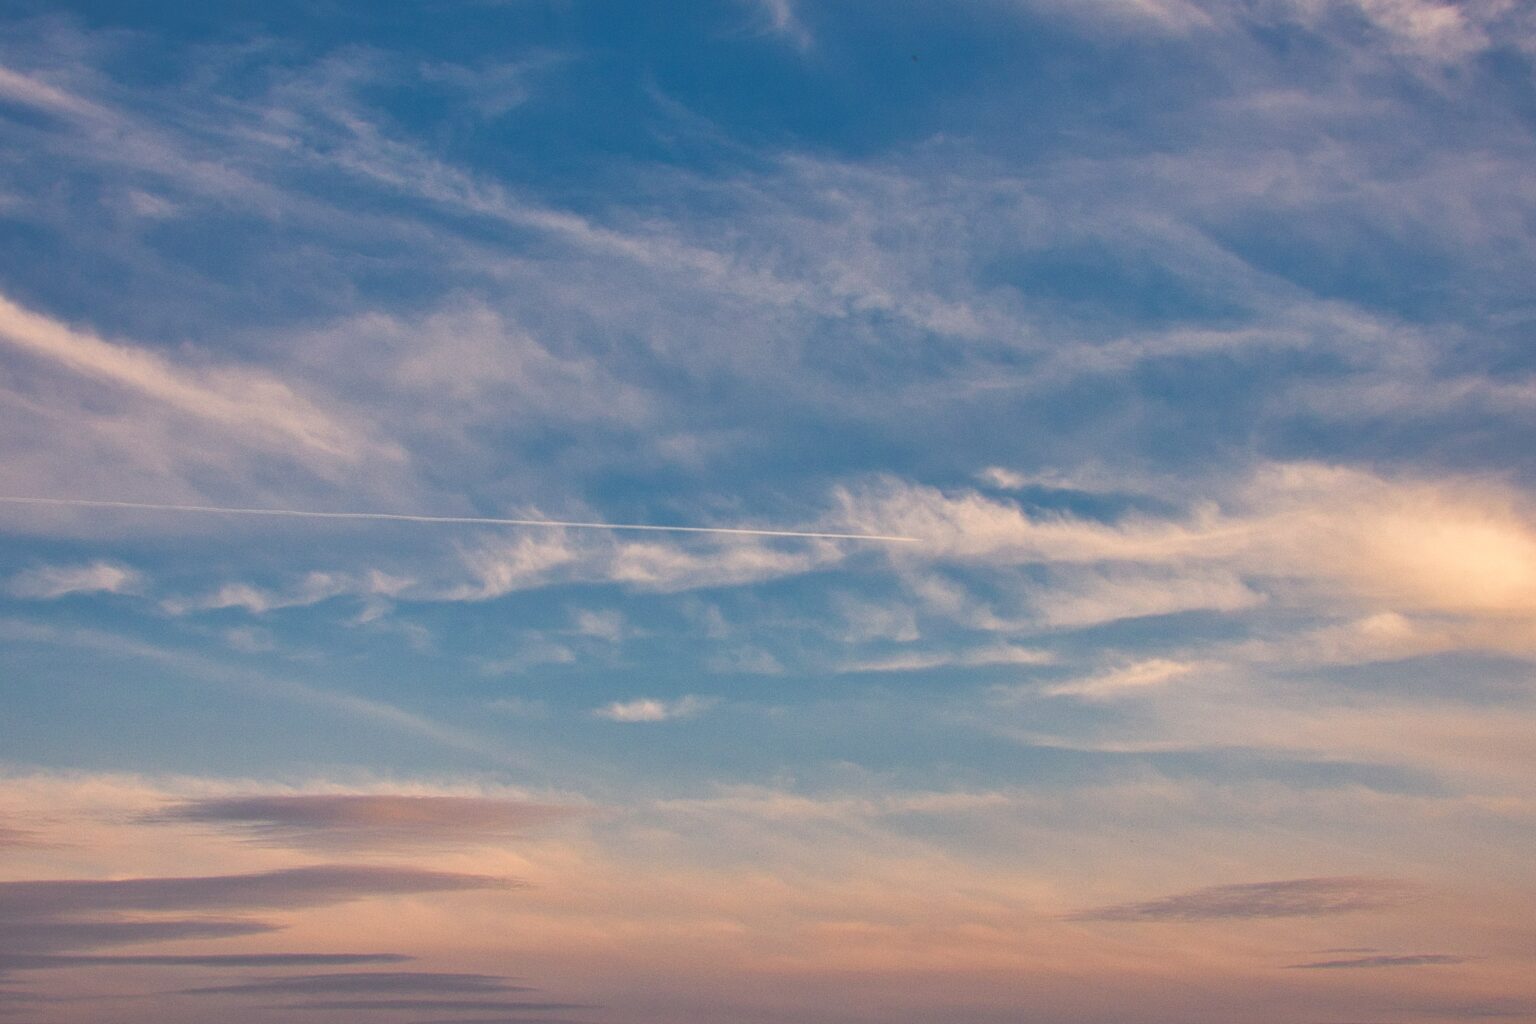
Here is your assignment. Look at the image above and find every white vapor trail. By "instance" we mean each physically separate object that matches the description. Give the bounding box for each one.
[0,495,920,543]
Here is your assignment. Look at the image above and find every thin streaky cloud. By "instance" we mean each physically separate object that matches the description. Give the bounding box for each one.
[0,496,920,544]
[0,64,109,120]
[1042,658,1199,700]
[596,695,717,722]
[840,644,1056,674]
[0,827,37,849]
[181,972,526,995]
[0,293,381,461]
[1287,954,1471,969]
[277,999,593,1012]
[1382,1001,1535,1020]
[155,794,580,848]
[7,561,141,600]
[0,918,277,953]
[750,0,814,50]
[405,1019,604,1024]
[0,865,516,917]
[1072,877,1420,921]
[0,953,411,970]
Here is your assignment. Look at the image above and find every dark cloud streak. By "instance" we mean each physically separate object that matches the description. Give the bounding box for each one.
[0,918,274,955]
[279,999,594,1012]
[407,1019,604,1024]
[184,971,527,995]
[0,828,38,850]
[1387,1001,1534,1019]
[157,794,579,849]
[0,864,515,918]
[0,952,410,970]
[1072,877,1419,922]
[0,864,513,962]
[1288,954,1468,969]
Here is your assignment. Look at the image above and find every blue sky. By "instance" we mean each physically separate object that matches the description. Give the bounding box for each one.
[1,2,1535,1022]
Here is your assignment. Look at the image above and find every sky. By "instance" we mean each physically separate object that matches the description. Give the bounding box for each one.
[1,1,1535,1022]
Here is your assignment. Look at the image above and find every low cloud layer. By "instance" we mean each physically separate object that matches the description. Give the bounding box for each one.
[0,863,514,961]
[0,952,411,971]
[277,999,592,1012]
[0,864,514,918]
[158,794,578,849]
[0,827,36,849]
[0,918,274,955]
[1073,877,1420,921]
[182,971,527,996]
[1287,953,1470,969]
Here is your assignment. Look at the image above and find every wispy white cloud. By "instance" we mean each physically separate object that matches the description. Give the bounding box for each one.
[832,594,920,644]
[222,626,276,654]
[595,695,718,722]
[1010,0,1505,60]
[0,63,109,119]
[1040,658,1200,700]
[477,639,577,676]
[1299,0,1492,61]
[1230,609,1536,667]
[746,0,814,50]
[570,608,629,643]
[841,643,1055,674]
[162,570,411,616]
[439,532,847,602]
[1016,0,1216,35]
[837,463,1536,623]
[833,475,1244,565]
[0,292,393,467]
[975,465,1161,497]
[294,301,652,435]
[417,55,563,119]
[440,533,580,601]
[2,30,1525,537]
[8,560,142,600]
[1029,568,1266,628]
[122,188,178,220]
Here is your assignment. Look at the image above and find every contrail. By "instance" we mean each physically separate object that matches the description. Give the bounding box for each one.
[0,495,919,544]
